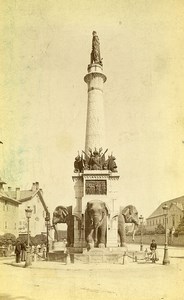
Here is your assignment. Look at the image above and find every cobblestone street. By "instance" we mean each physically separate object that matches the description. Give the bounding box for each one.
[1,245,184,300]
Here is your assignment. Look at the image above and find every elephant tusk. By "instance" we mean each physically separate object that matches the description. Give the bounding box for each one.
[132,223,135,241]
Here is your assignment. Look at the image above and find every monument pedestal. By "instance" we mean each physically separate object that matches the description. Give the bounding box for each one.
[72,170,120,250]
[47,241,67,263]
[72,247,127,264]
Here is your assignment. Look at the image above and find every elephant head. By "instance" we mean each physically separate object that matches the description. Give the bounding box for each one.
[52,206,74,245]
[121,205,139,225]
[118,205,139,247]
[52,206,69,225]
[85,200,108,248]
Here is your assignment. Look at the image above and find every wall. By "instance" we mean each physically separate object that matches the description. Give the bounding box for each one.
[126,234,184,247]
[18,195,46,237]
[0,199,19,236]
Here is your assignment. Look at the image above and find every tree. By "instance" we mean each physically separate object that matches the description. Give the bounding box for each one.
[0,235,5,246]
[155,224,165,234]
[0,233,16,245]
[18,234,36,246]
[31,234,47,245]
[175,217,184,235]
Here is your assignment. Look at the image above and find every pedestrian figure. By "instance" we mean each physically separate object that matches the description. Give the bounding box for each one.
[15,240,21,263]
[34,245,37,262]
[37,244,41,253]
[42,244,46,259]
[21,242,26,261]
[2,245,6,257]
[150,239,158,263]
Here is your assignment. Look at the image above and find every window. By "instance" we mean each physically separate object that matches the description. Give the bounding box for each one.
[14,223,16,229]
[4,221,7,229]
[33,205,36,214]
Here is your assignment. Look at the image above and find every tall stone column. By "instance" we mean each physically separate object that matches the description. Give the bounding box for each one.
[84,64,107,153]
[72,32,120,253]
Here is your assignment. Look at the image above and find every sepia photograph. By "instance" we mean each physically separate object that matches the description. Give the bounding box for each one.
[0,1,184,299]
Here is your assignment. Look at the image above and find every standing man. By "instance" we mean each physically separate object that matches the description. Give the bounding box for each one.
[15,240,21,263]
[150,239,158,263]
[21,242,26,261]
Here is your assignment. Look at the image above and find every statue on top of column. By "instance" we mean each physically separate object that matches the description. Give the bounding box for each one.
[90,31,103,66]
[74,148,118,172]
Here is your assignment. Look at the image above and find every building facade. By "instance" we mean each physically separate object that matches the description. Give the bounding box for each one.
[17,182,49,237]
[0,179,20,236]
[2,181,49,238]
[146,196,184,232]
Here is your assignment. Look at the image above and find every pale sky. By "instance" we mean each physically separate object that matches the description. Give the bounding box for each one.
[0,0,184,219]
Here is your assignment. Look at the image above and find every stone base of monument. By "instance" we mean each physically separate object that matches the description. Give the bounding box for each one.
[72,247,127,264]
[47,241,67,263]
[53,241,65,251]
[47,251,67,263]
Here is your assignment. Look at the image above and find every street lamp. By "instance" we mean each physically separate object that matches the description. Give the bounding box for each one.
[139,215,144,251]
[162,204,170,265]
[25,206,32,267]
[45,212,50,258]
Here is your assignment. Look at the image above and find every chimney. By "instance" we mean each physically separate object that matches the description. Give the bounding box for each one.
[32,183,36,191]
[39,188,43,194]
[0,178,6,191]
[35,182,39,190]
[8,187,12,196]
[16,187,20,200]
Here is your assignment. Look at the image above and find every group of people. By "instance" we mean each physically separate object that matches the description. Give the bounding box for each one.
[14,240,47,263]
[14,240,27,263]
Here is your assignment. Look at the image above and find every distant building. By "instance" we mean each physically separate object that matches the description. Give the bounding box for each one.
[0,178,21,236]
[146,196,184,232]
[7,182,49,237]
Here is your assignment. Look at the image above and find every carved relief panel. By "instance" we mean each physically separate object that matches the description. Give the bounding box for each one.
[85,180,107,195]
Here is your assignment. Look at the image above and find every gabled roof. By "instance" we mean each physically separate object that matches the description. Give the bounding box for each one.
[0,190,21,205]
[37,190,49,214]
[9,189,35,200]
[147,195,184,219]
[18,189,39,202]
[2,182,49,215]
[19,189,49,215]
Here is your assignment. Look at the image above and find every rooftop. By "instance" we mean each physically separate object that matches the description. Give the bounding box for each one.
[147,195,184,219]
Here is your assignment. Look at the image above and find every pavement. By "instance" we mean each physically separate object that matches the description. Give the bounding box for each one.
[0,244,184,300]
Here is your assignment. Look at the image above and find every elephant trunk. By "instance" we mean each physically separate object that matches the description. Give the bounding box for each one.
[93,215,100,243]
[132,223,138,241]
[93,215,100,228]
[53,223,59,242]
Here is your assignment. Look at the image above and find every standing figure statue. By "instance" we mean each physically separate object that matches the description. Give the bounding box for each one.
[91,31,103,66]
[90,149,102,170]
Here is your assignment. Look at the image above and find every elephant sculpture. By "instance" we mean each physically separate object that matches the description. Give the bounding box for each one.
[52,205,74,246]
[118,205,139,247]
[85,200,108,249]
